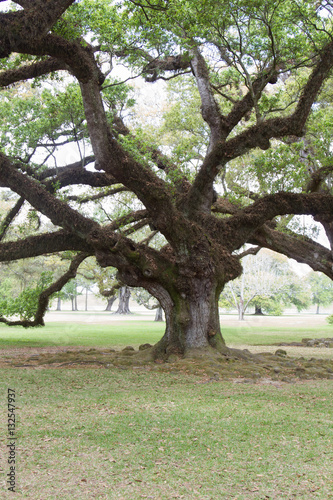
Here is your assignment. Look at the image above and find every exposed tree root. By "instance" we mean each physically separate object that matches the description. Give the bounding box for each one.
[1,344,333,382]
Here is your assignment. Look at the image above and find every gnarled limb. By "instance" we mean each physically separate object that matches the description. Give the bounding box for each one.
[186,41,333,215]
[0,252,89,327]
[0,57,68,88]
[37,156,96,181]
[44,169,117,192]
[0,152,99,238]
[249,224,333,279]
[190,49,223,154]
[221,191,333,250]
[0,231,92,262]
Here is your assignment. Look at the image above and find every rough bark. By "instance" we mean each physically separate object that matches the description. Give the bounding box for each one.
[138,278,227,359]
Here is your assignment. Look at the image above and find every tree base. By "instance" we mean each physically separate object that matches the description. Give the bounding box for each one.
[5,345,333,382]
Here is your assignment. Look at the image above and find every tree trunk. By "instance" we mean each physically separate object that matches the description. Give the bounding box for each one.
[148,279,227,359]
[254,305,264,315]
[85,288,88,311]
[114,286,131,314]
[154,305,163,322]
[238,299,245,321]
[56,297,61,311]
[105,296,116,312]
[316,303,320,314]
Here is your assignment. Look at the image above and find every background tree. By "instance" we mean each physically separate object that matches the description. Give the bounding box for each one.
[114,285,132,315]
[0,1,333,358]
[308,271,333,314]
[219,250,309,320]
[134,288,164,321]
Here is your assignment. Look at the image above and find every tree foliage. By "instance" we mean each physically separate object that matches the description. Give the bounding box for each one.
[0,1,333,357]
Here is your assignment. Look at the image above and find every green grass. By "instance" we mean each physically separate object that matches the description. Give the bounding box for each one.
[1,369,333,499]
[0,318,332,350]
[0,322,165,349]
[223,324,333,345]
[1,319,333,497]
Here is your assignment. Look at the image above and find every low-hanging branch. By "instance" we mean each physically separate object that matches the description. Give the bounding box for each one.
[0,252,89,327]
[249,224,333,278]
[0,230,93,262]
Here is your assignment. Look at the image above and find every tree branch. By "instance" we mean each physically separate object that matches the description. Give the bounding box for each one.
[223,192,333,249]
[190,48,223,154]
[0,230,92,262]
[0,152,100,239]
[0,196,25,241]
[186,40,333,214]
[0,252,89,327]
[249,224,333,279]
[67,187,128,204]
[0,57,67,88]
[236,246,261,260]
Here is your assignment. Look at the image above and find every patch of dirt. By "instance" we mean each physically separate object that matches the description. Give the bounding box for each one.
[275,337,333,348]
[1,345,333,383]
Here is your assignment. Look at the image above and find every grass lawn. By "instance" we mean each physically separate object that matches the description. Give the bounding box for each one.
[0,317,332,349]
[0,321,165,349]
[1,369,333,499]
[1,317,333,498]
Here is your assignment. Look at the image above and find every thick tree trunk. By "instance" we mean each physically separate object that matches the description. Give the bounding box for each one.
[149,279,226,359]
[114,286,131,314]
[316,304,320,314]
[254,305,264,315]
[154,305,163,322]
[105,296,116,312]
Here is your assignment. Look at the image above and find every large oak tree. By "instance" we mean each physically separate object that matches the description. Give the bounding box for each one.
[0,0,333,359]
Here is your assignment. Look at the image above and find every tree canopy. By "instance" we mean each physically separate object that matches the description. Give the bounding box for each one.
[0,0,333,359]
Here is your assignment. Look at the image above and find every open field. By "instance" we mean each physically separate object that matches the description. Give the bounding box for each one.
[1,313,333,498]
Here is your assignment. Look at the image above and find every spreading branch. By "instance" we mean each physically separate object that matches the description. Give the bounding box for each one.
[186,40,333,214]
[249,224,333,279]
[0,230,92,262]
[0,252,89,327]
